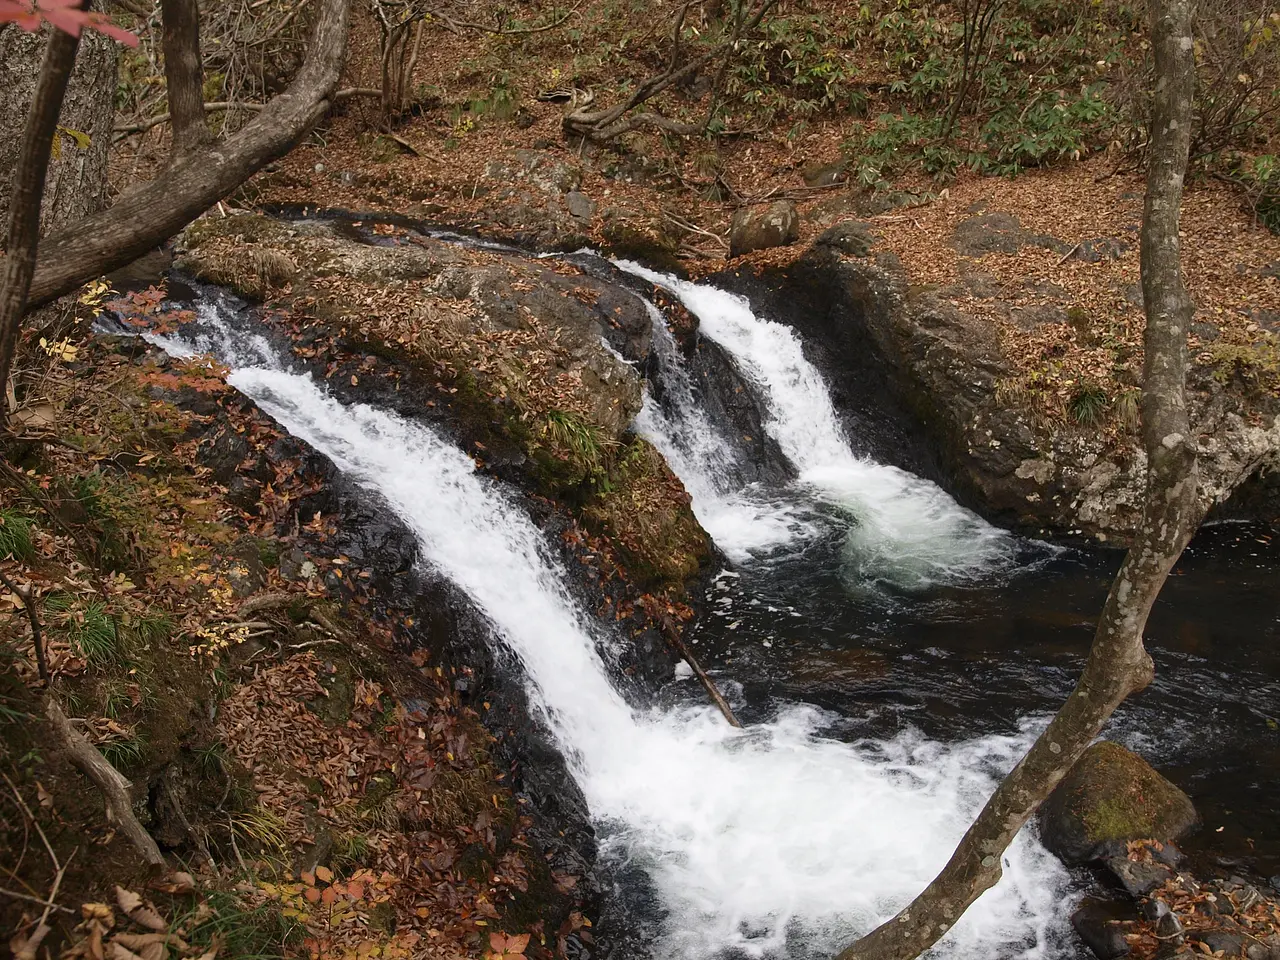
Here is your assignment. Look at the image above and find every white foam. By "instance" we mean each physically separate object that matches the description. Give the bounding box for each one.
[634,299,819,560]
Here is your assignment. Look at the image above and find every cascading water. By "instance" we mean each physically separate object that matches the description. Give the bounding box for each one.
[150,299,1071,960]
[634,298,819,561]
[614,262,1018,589]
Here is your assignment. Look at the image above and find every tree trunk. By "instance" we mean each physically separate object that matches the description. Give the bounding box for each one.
[0,24,116,235]
[831,4,1200,960]
[0,22,83,418]
[22,0,351,310]
[160,0,210,158]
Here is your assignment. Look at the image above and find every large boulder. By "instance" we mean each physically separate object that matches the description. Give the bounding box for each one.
[730,200,799,257]
[1038,741,1199,865]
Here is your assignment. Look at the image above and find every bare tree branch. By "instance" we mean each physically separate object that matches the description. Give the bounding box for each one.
[0,567,49,685]
[46,698,167,869]
[22,0,352,310]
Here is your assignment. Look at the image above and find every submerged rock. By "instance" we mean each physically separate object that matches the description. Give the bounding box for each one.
[1038,741,1199,865]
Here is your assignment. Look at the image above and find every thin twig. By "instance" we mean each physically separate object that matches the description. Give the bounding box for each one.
[114,101,265,137]
[1056,243,1082,266]
[0,884,76,915]
[0,567,48,685]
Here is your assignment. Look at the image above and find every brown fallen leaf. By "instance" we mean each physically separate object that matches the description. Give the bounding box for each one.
[115,887,143,915]
[152,871,195,895]
[105,941,146,960]
[82,902,115,926]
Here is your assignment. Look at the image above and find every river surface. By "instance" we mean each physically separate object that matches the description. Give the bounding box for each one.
[145,235,1279,960]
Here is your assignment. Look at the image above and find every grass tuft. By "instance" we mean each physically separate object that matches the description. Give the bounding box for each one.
[71,602,124,668]
[100,733,147,770]
[0,509,35,561]
[1069,382,1110,427]
[170,890,300,960]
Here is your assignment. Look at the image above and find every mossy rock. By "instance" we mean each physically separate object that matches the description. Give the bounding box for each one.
[1038,741,1199,865]
[583,439,711,586]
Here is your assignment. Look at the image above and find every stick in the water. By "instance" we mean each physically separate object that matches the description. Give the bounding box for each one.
[658,615,741,727]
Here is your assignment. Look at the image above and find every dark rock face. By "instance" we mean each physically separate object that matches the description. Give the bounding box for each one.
[730,200,800,257]
[681,336,794,488]
[708,245,954,489]
[1038,742,1199,866]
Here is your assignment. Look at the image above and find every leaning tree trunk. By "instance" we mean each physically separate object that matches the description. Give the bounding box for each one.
[23,0,351,310]
[832,3,1200,960]
[0,21,85,419]
[0,23,117,235]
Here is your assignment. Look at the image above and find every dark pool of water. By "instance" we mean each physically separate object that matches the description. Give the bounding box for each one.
[690,521,1280,880]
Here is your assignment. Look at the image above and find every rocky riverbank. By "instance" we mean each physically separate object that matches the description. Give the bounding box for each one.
[1037,743,1280,960]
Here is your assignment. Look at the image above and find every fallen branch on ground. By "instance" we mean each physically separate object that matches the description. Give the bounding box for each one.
[45,698,167,870]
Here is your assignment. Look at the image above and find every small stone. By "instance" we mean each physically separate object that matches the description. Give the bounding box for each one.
[1072,899,1136,960]
[814,221,873,257]
[565,190,596,220]
[1155,911,1184,944]
[729,200,800,257]
[1106,857,1173,897]
[952,211,1027,256]
[1073,237,1132,263]
[1194,931,1245,956]
[801,158,848,187]
[1141,899,1170,922]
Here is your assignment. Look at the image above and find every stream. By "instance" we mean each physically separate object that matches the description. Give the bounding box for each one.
[145,243,1279,960]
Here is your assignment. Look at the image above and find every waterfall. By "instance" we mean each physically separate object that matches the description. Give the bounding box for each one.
[634,298,820,561]
[150,299,1070,960]
[614,262,1018,589]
